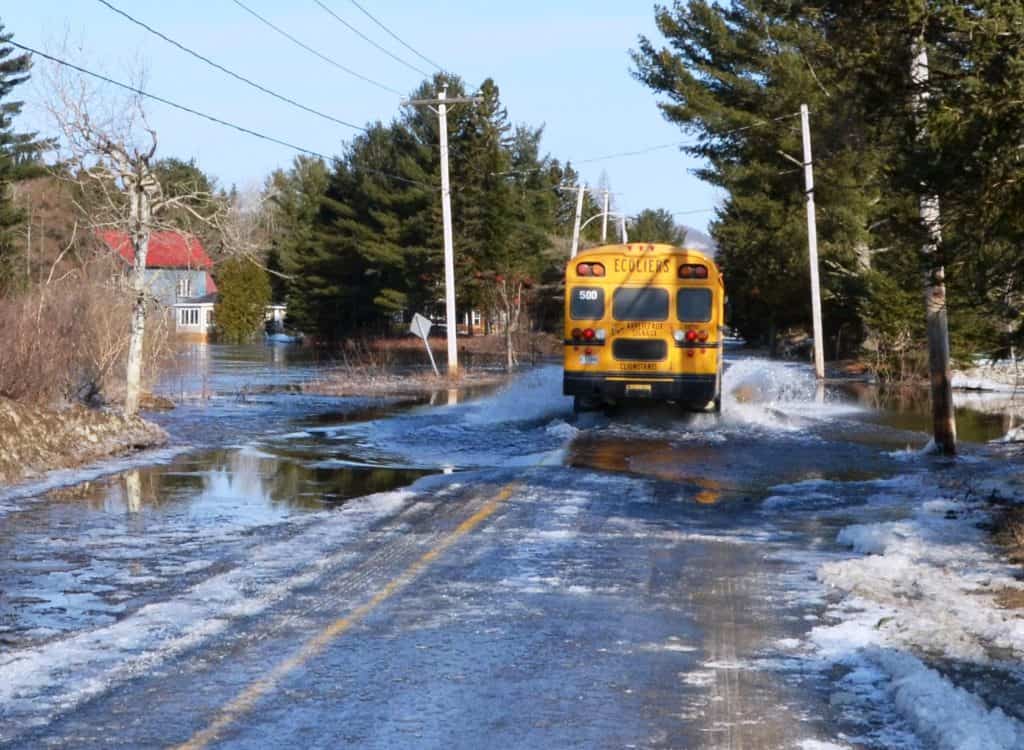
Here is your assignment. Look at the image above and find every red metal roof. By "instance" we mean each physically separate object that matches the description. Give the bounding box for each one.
[100,230,213,270]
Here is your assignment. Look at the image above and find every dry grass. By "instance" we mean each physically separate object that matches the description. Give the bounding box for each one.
[0,274,173,406]
[305,367,510,398]
[992,505,1024,566]
[302,332,561,398]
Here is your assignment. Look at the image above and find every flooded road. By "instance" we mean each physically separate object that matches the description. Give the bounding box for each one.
[2,345,1023,748]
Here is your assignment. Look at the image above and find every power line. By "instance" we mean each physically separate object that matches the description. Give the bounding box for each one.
[230,0,404,96]
[12,41,434,189]
[94,0,366,131]
[346,0,444,73]
[312,0,431,78]
[493,112,804,177]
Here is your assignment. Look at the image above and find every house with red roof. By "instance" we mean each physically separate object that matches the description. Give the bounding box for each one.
[100,230,219,337]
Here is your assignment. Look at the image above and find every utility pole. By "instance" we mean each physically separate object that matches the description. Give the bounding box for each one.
[405,86,481,377]
[569,185,586,258]
[800,104,826,380]
[912,41,956,454]
[601,189,610,243]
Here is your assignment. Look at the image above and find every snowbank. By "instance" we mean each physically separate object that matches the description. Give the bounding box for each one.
[807,473,1024,748]
[0,398,167,487]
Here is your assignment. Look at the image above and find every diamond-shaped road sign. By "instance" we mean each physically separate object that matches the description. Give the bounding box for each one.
[410,312,432,340]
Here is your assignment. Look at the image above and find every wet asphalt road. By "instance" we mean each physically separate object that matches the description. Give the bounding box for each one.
[0,352,1013,748]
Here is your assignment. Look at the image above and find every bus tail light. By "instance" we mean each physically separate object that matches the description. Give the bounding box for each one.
[582,328,596,341]
[686,330,698,342]
[571,328,582,340]
[698,330,709,342]
[679,264,709,279]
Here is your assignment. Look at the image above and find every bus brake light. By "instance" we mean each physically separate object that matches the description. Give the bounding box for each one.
[582,328,596,341]
[679,264,709,279]
[571,328,583,340]
[686,330,698,342]
[698,330,709,342]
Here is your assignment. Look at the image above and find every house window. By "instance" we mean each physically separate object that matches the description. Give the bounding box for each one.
[206,309,214,326]
[177,278,192,298]
[471,310,482,327]
[178,307,200,326]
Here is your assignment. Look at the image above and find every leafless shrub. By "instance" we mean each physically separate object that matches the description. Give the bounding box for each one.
[0,268,172,406]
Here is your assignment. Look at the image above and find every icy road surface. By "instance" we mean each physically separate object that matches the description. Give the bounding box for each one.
[2,350,1024,749]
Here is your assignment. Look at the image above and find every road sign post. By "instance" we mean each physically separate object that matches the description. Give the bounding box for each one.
[410,313,439,376]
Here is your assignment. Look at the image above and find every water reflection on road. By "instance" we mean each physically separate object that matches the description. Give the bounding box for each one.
[4,344,1024,748]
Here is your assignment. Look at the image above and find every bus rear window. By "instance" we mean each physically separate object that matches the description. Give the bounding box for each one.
[678,288,712,322]
[570,287,605,319]
[613,288,669,321]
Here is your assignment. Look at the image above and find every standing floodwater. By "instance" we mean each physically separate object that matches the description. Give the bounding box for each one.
[2,345,1023,749]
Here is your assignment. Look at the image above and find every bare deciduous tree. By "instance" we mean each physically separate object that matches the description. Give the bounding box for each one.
[40,57,224,414]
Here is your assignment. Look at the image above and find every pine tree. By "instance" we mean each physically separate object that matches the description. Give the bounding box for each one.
[214,257,271,343]
[629,209,687,245]
[0,24,46,290]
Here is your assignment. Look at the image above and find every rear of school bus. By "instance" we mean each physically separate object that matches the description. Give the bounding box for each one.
[563,243,725,411]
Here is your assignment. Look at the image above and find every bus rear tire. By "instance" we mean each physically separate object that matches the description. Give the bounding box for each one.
[712,394,722,413]
[573,395,602,414]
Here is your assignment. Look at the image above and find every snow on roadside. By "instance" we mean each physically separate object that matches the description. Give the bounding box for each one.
[808,470,1024,749]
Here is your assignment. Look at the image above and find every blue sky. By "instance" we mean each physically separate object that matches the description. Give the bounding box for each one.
[4,0,723,232]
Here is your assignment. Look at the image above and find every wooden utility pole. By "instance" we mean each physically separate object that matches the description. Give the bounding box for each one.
[912,40,956,454]
[800,104,826,380]
[405,86,481,376]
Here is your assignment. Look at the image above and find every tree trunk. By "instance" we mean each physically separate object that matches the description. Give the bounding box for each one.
[124,189,151,417]
[913,41,956,455]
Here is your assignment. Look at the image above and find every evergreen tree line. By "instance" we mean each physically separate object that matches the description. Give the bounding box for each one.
[633,0,1024,368]
[265,73,610,341]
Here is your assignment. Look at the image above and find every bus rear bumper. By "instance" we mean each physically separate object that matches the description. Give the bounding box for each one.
[563,372,718,405]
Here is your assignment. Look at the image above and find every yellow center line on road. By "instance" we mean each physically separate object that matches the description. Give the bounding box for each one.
[174,480,522,750]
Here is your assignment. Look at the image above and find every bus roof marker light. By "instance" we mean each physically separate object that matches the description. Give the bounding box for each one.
[695,266,708,279]
[680,265,693,279]
[577,263,592,276]
[591,263,606,277]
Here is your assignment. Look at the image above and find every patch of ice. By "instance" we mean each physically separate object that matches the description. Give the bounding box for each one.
[0,487,415,742]
[875,649,1024,750]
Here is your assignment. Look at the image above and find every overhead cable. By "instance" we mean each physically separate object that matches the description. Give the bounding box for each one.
[94,0,365,131]
[230,0,404,96]
[346,0,444,73]
[312,0,431,78]
[11,41,434,189]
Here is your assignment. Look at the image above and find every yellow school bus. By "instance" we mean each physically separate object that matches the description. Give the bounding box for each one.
[563,243,725,413]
